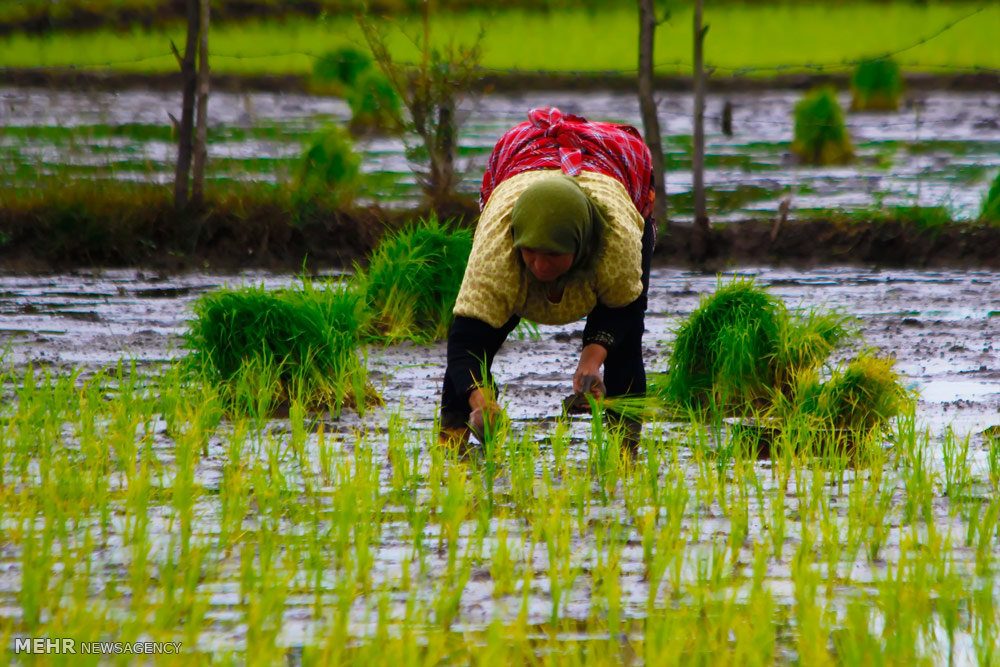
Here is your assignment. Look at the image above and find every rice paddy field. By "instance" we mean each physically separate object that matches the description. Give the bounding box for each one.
[1,265,1000,664]
[3,85,1000,223]
[1,3,998,76]
[3,2,1000,661]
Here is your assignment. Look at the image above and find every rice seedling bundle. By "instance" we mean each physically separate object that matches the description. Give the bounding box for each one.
[851,57,903,111]
[295,125,362,204]
[184,279,372,414]
[313,46,373,87]
[794,352,910,436]
[633,278,909,452]
[662,278,782,411]
[347,69,403,134]
[981,171,1000,223]
[358,216,472,343]
[792,86,854,166]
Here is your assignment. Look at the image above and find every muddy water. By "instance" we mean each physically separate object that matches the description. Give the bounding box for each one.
[2,266,999,655]
[1,266,997,433]
[3,86,999,220]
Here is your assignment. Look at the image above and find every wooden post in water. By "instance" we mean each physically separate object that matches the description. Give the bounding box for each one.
[172,0,198,210]
[638,0,667,227]
[692,0,711,259]
[191,0,210,208]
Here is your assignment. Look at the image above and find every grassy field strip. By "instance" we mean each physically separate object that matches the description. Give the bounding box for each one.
[2,3,998,75]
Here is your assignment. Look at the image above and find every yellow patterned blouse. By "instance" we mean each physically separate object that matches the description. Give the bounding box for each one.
[453,169,645,328]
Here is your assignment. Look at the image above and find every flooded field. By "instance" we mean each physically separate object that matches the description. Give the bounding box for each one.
[2,86,999,221]
[2,266,999,662]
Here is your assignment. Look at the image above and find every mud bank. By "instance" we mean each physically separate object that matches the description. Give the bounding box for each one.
[3,67,999,96]
[3,207,1000,273]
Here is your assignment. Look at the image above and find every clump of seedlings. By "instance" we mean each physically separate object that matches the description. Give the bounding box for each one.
[624,277,909,454]
[346,69,403,135]
[850,57,903,111]
[356,216,472,344]
[295,125,363,207]
[791,351,910,440]
[981,170,1000,223]
[184,278,375,416]
[312,46,373,90]
[792,86,854,165]
[661,278,783,411]
[310,45,401,134]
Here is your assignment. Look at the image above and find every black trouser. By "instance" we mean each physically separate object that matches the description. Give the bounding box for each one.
[440,216,655,431]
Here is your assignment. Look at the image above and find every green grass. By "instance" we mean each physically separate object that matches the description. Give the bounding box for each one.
[1,3,997,76]
[817,203,957,231]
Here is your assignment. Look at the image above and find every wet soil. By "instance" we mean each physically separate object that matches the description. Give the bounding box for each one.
[2,266,997,437]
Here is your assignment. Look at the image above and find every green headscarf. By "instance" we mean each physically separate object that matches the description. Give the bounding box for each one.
[510,175,605,273]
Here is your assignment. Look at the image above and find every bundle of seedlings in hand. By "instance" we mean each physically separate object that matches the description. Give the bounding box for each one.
[850,57,903,111]
[356,216,472,344]
[792,86,854,165]
[184,279,374,416]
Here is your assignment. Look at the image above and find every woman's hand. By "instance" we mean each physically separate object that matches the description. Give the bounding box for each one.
[468,387,501,442]
[574,343,608,396]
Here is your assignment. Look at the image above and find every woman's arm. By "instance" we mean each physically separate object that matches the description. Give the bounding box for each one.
[441,315,520,430]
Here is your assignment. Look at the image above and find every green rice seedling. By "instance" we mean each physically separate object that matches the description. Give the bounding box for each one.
[987,432,1000,491]
[975,497,999,576]
[184,278,373,416]
[489,519,517,598]
[347,69,403,135]
[356,216,472,343]
[980,170,1000,223]
[973,584,997,662]
[294,124,363,207]
[439,462,468,576]
[591,524,625,632]
[661,277,782,413]
[507,430,540,513]
[538,492,579,625]
[941,428,972,504]
[792,86,854,166]
[851,57,904,111]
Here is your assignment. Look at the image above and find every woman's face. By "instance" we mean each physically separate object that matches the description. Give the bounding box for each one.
[519,248,574,283]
